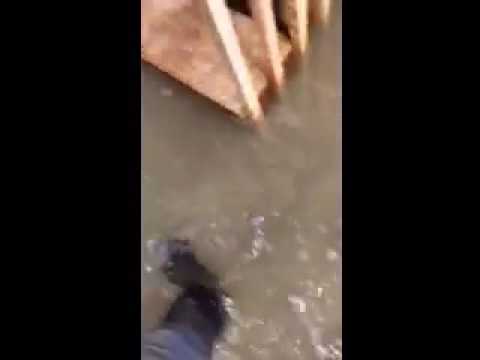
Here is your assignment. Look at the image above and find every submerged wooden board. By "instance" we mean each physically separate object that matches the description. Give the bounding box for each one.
[142,0,266,124]
[142,0,289,125]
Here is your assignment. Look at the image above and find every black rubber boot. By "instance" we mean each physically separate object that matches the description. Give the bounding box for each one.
[145,238,228,359]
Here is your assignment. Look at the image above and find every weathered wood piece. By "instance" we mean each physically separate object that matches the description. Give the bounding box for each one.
[281,0,309,54]
[248,0,285,89]
[309,0,331,26]
[141,0,266,125]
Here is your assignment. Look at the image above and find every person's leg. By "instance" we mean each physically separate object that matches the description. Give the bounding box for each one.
[142,239,227,360]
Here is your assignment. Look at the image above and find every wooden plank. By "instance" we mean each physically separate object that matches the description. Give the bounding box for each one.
[141,0,266,126]
[231,11,292,88]
[281,0,309,54]
[309,0,331,26]
[248,0,285,89]
[202,0,264,123]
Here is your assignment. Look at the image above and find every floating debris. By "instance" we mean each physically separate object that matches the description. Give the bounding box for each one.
[146,239,157,254]
[250,216,265,227]
[327,344,342,359]
[223,295,234,308]
[317,287,324,298]
[244,214,273,259]
[315,344,329,359]
[314,342,343,360]
[288,295,307,313]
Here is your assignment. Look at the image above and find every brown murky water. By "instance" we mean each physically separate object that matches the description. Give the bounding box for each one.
[142,2,341,359]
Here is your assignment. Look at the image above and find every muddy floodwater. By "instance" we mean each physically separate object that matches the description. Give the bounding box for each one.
[141,2,342,359]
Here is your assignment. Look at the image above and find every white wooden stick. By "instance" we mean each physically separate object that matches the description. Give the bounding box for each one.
[249,0,285,89]
[282,0,309,54]
[310,0,331,26]
[203,0,264,123]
